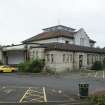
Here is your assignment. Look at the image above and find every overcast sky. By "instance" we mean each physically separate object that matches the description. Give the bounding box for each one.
[0,0,105,47]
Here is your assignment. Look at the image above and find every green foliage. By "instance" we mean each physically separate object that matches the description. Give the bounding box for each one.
[18,61,31,72]
[45,67,56,75]
[29,59,45,73]
[91,61,103,70]
[103,58,105,68]
[103,59,105,64]
[0,60,3,65]
[89,96,105,105]
[18,59,45,73]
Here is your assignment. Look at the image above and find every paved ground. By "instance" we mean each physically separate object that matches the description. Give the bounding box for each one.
[0,71,105,103]
[0,86,76,103]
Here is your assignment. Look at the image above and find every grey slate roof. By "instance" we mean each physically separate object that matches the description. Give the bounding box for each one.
[23,31,76,43]
[31,42,105,54]
[89,39,96,43]
[23,25,96,44]
[43,25,76,31]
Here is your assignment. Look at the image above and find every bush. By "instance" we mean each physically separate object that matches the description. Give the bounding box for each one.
[45,67,56,75]
[103,58,105,68]
[18,59,45,73]
[29,59,45,73]
[91,61,103,70]
[103,59,105,64]
[89,96,105,105]
[18,61,31,72]
[0,60,3,65]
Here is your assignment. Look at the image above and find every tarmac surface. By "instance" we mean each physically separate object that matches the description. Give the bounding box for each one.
[0,86,77,103]
[0,72,105,103]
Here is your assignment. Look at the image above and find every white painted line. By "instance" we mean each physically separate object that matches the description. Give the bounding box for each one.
[58,90,62,94]
[94,72,97,78]
[103,71,105,79]
[43,87,47,102]
[4,89,13,94]
[0,86,6,91]
[19,87,31,103]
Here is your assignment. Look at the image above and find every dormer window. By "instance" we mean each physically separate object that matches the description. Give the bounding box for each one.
[57,26,62,30]
[43,25,75,32]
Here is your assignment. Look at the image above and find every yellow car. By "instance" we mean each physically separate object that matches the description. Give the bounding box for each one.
[0,65,17,73]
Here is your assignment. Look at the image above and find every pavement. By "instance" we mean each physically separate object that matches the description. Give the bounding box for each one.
[0,71,105,103]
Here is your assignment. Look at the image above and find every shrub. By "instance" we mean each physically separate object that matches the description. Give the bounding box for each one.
[29,59,45,73]
[89,96,105,105]
[91,61,103,70]
[0,61,3,65]
[18,59,45,73]
[18,61,31,72]
[45,67,56,75]
[103,58,105,68]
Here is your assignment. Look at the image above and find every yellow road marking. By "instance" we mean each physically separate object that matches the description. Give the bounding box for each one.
[43,87,47,102]
[19,87,46,103]
[19,87,31,103]
[28,90,42,94]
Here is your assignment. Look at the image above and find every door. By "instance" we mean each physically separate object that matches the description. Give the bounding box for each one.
[79,55,83,69]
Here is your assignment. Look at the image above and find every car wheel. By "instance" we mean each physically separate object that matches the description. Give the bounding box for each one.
[12,70,15,72]
[0,70,3,73]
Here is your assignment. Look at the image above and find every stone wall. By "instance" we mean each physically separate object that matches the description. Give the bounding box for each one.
[45,50,74,72]
[29,48,45,60]
[28,47,105,72]
[44,50,105,72]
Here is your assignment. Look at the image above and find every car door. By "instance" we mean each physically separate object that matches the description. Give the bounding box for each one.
[3,66,11,72]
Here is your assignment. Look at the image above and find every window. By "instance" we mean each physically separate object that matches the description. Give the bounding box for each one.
[65,41,69,44]
[87,54,89,65]
[63,54,72,63]
[36,51,38,58]
[51,54,54,63]
[32,51,35,59]
[96,55,99,61]
[92,56,94,64]
[46,54,50,62]
[69,54,72,63]
[80,38,84,46]
[46,54,54,63]
[66,55,69,63]
[99,56,101,61]
[63,54,65,63]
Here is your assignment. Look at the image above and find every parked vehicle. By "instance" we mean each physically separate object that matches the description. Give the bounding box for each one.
[0,65,17,73]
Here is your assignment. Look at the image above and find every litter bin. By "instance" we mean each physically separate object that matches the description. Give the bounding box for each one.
[79,83,89,99]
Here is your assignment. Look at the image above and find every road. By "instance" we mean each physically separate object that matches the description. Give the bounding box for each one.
[0,72,105,103]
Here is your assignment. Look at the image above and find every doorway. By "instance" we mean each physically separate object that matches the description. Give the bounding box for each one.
[79,55,83,69]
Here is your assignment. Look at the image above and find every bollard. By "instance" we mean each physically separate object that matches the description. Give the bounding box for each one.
[79,83,89,99]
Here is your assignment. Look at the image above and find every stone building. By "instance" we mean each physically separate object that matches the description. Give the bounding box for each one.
[0,46,2,63]
[1,25,105,72]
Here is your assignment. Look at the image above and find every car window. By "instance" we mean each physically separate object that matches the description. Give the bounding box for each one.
[3,66,9,68]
